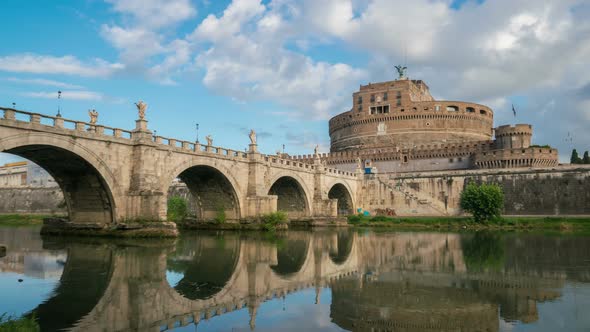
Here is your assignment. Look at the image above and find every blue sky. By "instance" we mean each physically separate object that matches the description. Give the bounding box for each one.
[1,0,589,164]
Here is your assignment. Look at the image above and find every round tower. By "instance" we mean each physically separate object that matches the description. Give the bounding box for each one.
[494,124,532,149]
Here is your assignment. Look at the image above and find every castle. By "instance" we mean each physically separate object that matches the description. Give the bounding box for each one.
[296,71,558,174]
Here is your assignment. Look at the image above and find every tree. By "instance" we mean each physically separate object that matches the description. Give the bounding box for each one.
[460,183,504,223]
[583,151,590,164]
[570,149,582,164]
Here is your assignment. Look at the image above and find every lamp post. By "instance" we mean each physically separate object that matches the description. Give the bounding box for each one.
[56,91,62,117]
[195,123,199,143]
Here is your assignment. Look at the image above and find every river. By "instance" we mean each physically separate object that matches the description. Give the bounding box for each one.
[1,226,589,331]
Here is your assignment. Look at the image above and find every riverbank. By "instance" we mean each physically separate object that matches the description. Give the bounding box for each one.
[0,214,47,226]
[348,215,590,232]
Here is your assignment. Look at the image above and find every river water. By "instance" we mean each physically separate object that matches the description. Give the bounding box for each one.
[1,226,589,331]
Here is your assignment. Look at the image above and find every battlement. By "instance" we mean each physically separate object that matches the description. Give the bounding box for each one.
[495,124,533,137]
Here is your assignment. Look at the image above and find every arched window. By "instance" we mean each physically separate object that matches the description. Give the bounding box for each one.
[466,107,475,113]
[446,105,459,112]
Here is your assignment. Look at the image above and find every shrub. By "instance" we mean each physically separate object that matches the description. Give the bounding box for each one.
[0,313,40,331]
[347,214,363,223]
[214,205,227,224]
[460,183,504,223]
[167,196,187,223]
[261,211,287,231]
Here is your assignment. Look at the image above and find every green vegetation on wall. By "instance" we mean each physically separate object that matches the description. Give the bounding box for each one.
[261,211,287,232]
[167,196,188,223]
[460,183,504,223]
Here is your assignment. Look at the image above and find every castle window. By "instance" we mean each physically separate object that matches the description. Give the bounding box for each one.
[400,109,405,112]
[480,109,487,115]
[383,92,388,101]
[396,91,401,98]
[466,107,475,113]
[412,107,417,111]
[458,157,463,162]
[446,105,459,112]
[396,99,401,106]
[449,158,454,163]
[403,155,408,163]
[370,94,375,103]
[435,105,441,111]
[357,96,362,104]
[383,105,390,113]
[358,104,362,111]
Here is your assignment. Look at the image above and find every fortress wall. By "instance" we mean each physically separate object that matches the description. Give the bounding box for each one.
[359,167,590,216]
[0,187,65,214]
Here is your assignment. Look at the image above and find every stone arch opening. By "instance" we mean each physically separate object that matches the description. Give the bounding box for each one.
[268,176,309,219]
[328,183,353,216]
[329,230,354,265]
[167,232,240,300]
[0,145,115,224]
[171,165,240,221]
[270,236,310,276]
[31,241,113,332]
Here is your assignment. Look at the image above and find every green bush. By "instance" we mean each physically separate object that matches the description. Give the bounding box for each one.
[347,214,363,223]
[261,211,287,231]
[214,205,227,224]
[460,183,504,223]
[167,196,187,223]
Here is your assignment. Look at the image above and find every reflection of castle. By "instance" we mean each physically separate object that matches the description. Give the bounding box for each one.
[294,76,558,173]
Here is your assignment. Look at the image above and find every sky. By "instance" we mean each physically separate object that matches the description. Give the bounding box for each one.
[1,0,589,164]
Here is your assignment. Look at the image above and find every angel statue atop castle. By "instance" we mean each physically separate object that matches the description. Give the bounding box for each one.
[135,101,147,120]
[394,65,407,79]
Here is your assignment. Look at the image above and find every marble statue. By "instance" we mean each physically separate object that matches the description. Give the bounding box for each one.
[205,135,213,146]
[135,101,147,120]
[88,109,98,124]
[249,129,257,144]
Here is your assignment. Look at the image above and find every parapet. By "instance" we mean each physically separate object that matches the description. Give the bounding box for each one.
[495,124,532,137]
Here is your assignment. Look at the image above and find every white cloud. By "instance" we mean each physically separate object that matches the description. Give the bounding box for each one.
[104,0,196,28]
[192,0,367,119]
[0,54,124,77]
[100,25,164,64]
[4,77,84,89]
[21,90,124,103]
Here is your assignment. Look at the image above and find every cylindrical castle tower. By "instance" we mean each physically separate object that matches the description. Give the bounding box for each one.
[493,124,532,149]
[329,78,494,152]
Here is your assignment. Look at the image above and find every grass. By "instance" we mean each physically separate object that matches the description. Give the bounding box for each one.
[347,214,590,232]
[0,313,39,331]
[0,214,48,227]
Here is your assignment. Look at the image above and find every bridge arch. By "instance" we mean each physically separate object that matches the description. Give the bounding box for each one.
[270,234,311,277]
[163,159,243,221]
[327,182,355,216]
[267,173,312,219]
[0,133,120,224]
[329,230,354,265]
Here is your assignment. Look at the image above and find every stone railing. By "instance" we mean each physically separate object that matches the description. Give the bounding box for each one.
[153,135,248,159]
[262,154,357,178]
[0,107,133,139]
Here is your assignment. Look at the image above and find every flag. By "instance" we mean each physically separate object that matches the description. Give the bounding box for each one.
[512,104,516,117]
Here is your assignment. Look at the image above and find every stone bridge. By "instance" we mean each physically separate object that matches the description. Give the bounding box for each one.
[24,230,579,332]
[0,107,359,224]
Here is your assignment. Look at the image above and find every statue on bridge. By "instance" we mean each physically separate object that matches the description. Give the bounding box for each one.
[135,101,148,120]
[249,129,257,145]
[205,135,213,146]
[88,109,98,125]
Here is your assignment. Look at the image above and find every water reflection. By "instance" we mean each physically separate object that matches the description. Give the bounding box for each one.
[0,227,589,331]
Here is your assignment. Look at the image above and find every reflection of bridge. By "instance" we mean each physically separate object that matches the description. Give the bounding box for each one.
[0,107,358,225]
[25,231,589,332]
